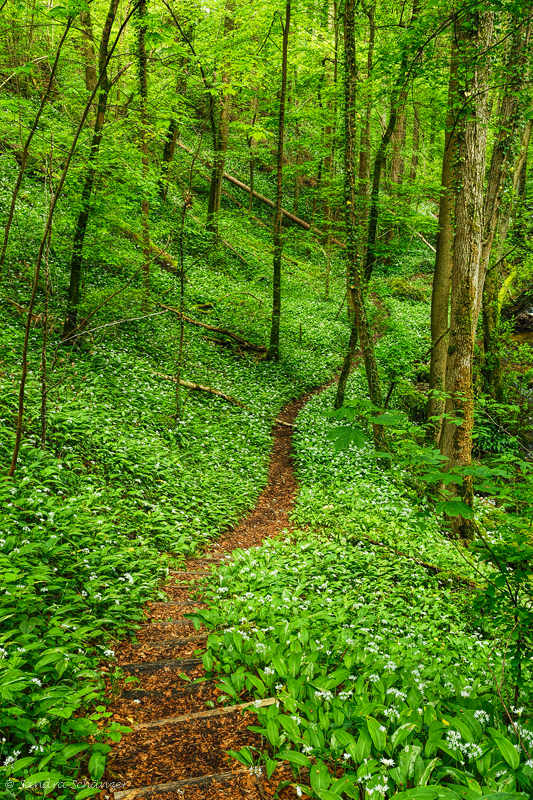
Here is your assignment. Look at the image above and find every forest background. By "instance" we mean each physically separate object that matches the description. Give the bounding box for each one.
[0,0,532,797]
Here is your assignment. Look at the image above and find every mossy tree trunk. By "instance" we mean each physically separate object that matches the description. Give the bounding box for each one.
[267,0,291,362]
[439,9,494,538]
[427,38,458,442]
[364,0,418,283]
[206,3,234,239]
[79,8,97,93]
[336,0,383,445]
[137,0,150,305]
[480,21,531,397]
[357,0,375,265]
[62,0,119,339]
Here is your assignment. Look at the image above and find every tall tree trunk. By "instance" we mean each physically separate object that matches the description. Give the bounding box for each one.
[159,55,190,200]
[206,3,234,238]
[159,117,179,200]
[357,0,375,262]
[409,102,420,183]
[439,10,494,537]
[246,94,259,212]
[322,0,340,298]
[384,107,406,246]
[205,83,230,237]
[427,39,458,442]
[79,8,97,92]
[62,0,120,339]
[334,322,358,409]
[482,117,532,399]
[477,19,531,322]
[336,0,383,442]
[364,0,419,282]
[8,4,136,475]
[390,108,406,186]
[266,0,290,361]
[137,0,150,303]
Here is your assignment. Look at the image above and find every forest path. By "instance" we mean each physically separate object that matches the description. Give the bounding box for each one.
[104,385,326,800]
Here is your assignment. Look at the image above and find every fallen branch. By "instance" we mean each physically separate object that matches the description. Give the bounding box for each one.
[115,771,247,800]
[177,141,345,247]
[275,418,293,428]
[4,297,49,327]
[135,696,276,730]
[352,531,478,588]
[153,372,246,407]
[220,237,253,268]
[159,304,266,353]
[117,224,178,274]
[221,187,270,231]
[414,230,436,252]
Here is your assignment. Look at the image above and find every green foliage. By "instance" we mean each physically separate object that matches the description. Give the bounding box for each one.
[0,189,345,793]
[387,277,429,304]
[202,527,532,798]
[199,300,532,799]
[473,397,524,456]
[0,0,531,796]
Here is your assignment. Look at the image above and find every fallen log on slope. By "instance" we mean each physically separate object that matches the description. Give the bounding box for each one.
[153,372,246,407]
[159,304,266,353]
[117,224,178,274]
[153,372,295,427]
[176,141,345,248]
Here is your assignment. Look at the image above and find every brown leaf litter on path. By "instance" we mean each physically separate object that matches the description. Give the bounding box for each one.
[101,384,330,800]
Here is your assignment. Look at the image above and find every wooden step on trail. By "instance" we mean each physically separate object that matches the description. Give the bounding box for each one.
[170,570,211,577]
[148,601,207,611]
[114,770,246,800]
[122,656,203,674]
[137,633,207,648]
[121,681,214,700]
[196,556,223,562]
[144,617,200,627]
[134,696,276,730]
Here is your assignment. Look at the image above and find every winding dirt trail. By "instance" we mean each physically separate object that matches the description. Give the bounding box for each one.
[104,387,325,800]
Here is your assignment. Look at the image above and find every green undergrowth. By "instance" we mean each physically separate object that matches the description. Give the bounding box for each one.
[0,202,346,796]
[200,297,533,799]
[200,533,532,798]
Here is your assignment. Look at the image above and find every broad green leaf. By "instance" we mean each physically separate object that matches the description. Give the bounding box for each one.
[88,751,106,780]
[310,761,331,794]
[490,733,520,770]
[75,789,101,799]
[279,715,300,742]
[418,757,440,786]
[392,723,417,750]
[23,771,60,793]
[278,749,311,767]
[227,748,254,766]
[266,718,281,747]
[436,500,474,519]
[367,716,386,751]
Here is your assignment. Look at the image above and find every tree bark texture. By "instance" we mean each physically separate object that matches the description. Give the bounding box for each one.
[137,0,151,302]
[267,0,291,361]
[427,39,458,442]
[439,10,494,537]
[63,0,120,338]
[338,0,383,440]
[206,3,234,237]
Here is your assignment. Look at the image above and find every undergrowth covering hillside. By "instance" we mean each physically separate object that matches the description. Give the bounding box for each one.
[0,207,346,794]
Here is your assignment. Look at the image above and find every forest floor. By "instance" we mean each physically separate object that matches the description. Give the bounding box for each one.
[102,386,326,800]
